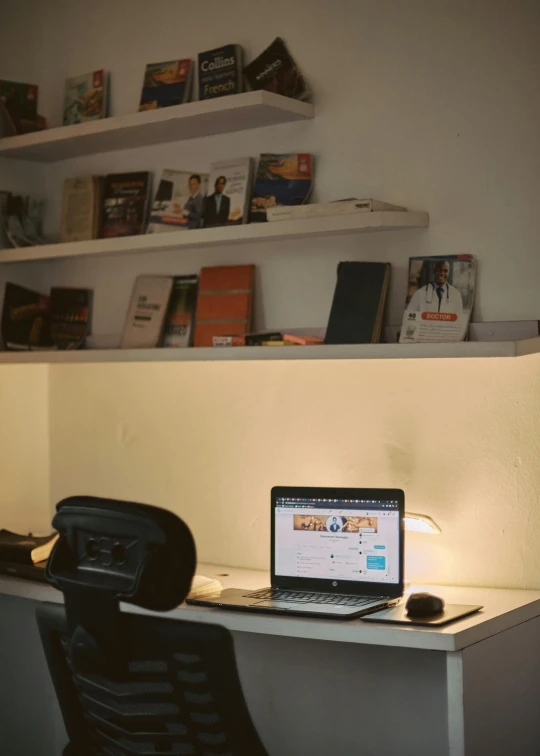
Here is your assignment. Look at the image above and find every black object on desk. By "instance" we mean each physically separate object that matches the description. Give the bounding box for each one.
[361,602,483,627]
[36,496,269,756]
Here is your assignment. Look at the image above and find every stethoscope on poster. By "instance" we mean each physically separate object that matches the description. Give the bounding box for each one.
[424,282,449,305]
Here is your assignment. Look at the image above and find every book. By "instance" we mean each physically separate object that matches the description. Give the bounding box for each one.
[325,262,391,344]
[100,172,152,238]
[0,79,38,133]
[139,59,193,110]
[148,170,209,233]
[250,153,313,222]
[50,288,92,350]
[121,276,174,348]
[267,198,407,222]
[194,265,255,347]
[63,70,108,126]
[0,530,58,566]
[1,282,51,351]
[61,176,103,242]
[198,44,243,100]
[399,255,476,343]
[161,275,199,348]
[187,574,223,599]
[243,37,310,101]
[202,157,253,227]
[282,333,323,345]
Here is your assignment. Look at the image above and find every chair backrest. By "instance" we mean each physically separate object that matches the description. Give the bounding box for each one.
[37,496,268,756]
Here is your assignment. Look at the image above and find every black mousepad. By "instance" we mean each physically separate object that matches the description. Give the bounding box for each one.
[361,602,483,627]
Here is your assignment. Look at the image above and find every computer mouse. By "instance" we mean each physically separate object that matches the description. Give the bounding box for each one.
[405,592,445,617]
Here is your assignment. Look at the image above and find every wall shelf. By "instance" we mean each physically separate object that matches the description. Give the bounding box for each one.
[0,211,429,263]
[2,338,539,364]
[0,91,314,163]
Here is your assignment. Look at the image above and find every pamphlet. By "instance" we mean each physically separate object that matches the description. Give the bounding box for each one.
[399,255,476,343]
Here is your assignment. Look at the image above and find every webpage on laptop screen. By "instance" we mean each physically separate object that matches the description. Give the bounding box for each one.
[274,497,400,584]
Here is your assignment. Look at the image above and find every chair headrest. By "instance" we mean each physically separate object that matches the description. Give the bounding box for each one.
[46,496,196,612]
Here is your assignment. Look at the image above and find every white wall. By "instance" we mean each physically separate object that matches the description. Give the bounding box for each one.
[2,0,540,586]
[0,365,50,533]
[49,353,540,589]
[17,0,540,337]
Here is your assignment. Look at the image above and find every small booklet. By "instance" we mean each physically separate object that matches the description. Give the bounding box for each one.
[187,575,223,600]
[399,255,476,343]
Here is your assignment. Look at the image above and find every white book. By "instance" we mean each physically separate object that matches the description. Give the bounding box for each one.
[121,275,174,349]
[203,157,253,228]
[187,574,223,599]
[266,198,407,222]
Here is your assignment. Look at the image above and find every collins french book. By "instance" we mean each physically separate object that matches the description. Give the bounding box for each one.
[198,44,243,100]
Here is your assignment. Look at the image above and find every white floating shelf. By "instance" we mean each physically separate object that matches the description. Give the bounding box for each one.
[0,92,314,163]
[1,338,540,364]
[0,211,429,264]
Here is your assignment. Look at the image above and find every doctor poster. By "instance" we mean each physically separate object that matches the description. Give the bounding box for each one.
[399,255,476,343]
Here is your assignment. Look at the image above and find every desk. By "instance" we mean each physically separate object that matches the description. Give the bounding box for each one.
[1,565,540,756]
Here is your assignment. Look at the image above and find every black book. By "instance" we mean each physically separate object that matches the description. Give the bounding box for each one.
[325,262,391,345]
[1,282,51,351]
[0,529,58,565]
[243,37,310,101]
[50,287,93,350]
[100,171,152,238]
[198,44,243,100]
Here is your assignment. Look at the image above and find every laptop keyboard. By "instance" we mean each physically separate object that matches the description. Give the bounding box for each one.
[246,589,382,607]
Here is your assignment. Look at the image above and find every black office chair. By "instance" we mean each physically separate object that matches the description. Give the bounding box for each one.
[36,496,269,756]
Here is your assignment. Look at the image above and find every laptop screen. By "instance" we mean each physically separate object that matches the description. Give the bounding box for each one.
[273,490,402,588]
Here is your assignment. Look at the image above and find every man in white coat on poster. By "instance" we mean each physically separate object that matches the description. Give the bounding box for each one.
[406,260,463,315]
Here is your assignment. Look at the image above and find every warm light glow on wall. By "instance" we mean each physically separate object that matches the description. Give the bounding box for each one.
[404,513,441,534]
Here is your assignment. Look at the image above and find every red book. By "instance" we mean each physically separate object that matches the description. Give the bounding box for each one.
[194,265,255,347]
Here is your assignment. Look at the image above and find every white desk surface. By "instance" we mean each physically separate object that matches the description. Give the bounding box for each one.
[1,563,539,652]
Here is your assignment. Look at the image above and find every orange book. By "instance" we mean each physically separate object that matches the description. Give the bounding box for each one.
[194,265,255,347]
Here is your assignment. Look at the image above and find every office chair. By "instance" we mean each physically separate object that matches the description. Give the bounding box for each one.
[36,496,269,756]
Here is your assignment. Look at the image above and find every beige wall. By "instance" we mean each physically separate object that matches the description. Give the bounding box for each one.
[0,366,50,533]
[48,354,540,589]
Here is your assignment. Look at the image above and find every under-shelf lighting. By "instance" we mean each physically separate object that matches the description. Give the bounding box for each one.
[404,512,441,534]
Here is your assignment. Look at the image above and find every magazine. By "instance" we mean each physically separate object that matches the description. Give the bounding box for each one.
[147,171,208,233]
[399,255,476,343]
[139,59,193,110]
[250,153,313,222]
[202,158,253,227]
[243,38,310,101]
[63,70,108,126]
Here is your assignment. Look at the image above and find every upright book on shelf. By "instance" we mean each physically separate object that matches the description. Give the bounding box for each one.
[194,265,255,347]
[121,276,174,349]
[198,44,243,100]
[399,255,476,344]
[63,69,109,125]
[0,79,39,134]
[243,38,310,101]
[1,282,51,350]
[100,172,152,238]
[202,157,253,227]
[139,59,193,110]
[250,153,313,222]
[161,275,199,348]
[325,262,391,344]
[50,287,92,350]
[148,170,209,232]
[61,176,103,242]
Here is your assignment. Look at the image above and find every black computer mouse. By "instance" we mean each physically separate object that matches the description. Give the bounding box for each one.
[405,592,445,617]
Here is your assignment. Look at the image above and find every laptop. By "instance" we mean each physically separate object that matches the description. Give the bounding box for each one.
[187,486,404,619]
